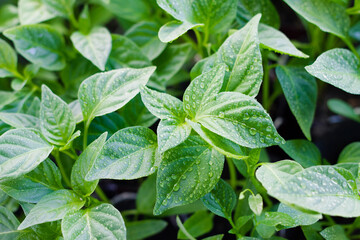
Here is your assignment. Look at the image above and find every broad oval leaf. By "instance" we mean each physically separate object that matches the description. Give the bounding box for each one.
[78,67,156,123]
[18,189,85,230]
[40,85,75,146]
[159,21,203,43]
[4,24,66,71]
[280,139,321,168]
[86,126,158,181]
[154,136,224,215]
[0,112,38,129]
[338,142,360,163]
[157,119,191,153]
[18,0,57,25]
[0,128,53,180]
[276,66,317,140]
[197,92,284,148]
[0,205,20,239]
[237,0,279,28]
[277,203,322,228]
[305,49,360,95]
[71,27,112,71]
[0,38,17,78]
[62,203,126,240]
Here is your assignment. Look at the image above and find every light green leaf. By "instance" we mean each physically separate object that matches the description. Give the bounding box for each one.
[0,39,17,78]
[4,24,66,71]
[140,85,185,120]
[327,98,360,122]
[306,49,360,94]
[320,225,349,240]
[86,126,158,181]
[258,24,309,58]
[97,0,151,22]
[159,21,203,43]
[0,205,20,239]
[62,203,126,240]
[178,211,213,239]
[0,112,38,129]
[276,66,317,140]
[283,0,350,38]
[40,85,75,146]
[78,67,155,123]
[277,203,322,228]
[71,133,107,196]
[59,130,81,151]
[0,128,53,181]
[196,92,284,148]
[280,139,321,168]
[259,212,295,227]
[126,220,167,240]
[154,136,224,215]
[249,194,263,216]
[157,119,191,153]
[71,27,112,71]
[18,189,85,230]
[257,161,360,217]
[184,64,226,119]
[338,142,360,163]
[237,0,280,28]
[0,4,19,32]
[201,179,236,218]
[125,21,167,60]
[42,0,76,18]
[0,159,62,203]
[18,0,57,25]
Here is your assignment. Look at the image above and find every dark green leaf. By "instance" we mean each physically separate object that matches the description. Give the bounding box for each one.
[338,142,360,163]
[0,39,17,78]
[280,139,321,168]
[327,99,360,122]
[126,220,167,240]
[0,4,19,32]
[178,211,213,239]
[0,205,20,239]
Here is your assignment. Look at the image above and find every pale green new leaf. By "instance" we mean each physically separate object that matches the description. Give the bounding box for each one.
[320,225,349,240]
[0,39,17,78]
[0,128,53,181]
[78,67,155,122]
[0,206,20,239]
[18,0,57,25]
[283,0,350,38]
[71,133,107,196]
[277,203,322,228]
[0,159,62,203]
[338,142,360,163]
[276,66,317,140]
[197,92,284,148]
[86,127,158,181]
[178,211,213,239]
[0,112,38,129]
[280,139,321,168]
[249,194,263,216]
[257,161,360,217]
[183,64,226,118]
[328,98,360,122]
[18,189,85,230]
[201,179,236,218]
[42,0,76,18]
[306,49,360,94]
[157,119,191,153]
[62,203,126,240]
[154,136,224,215]
[158,21,203,43]
[126,220,167,240]
[40,85,75,146]
[4,24,66,71]
[71,27,112,71]
[0,4,19,32]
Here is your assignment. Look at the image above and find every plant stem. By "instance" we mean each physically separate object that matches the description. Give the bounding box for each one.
[226,158,237,190]
[194,29,204,57]
[181,34,198,51]
[83,119,91,150]
[324,215,336,225]
[95,186,110,203]
[53,150,71,187]
[262,52,270,112]
[176,216,197,240]
[342,37,360,61]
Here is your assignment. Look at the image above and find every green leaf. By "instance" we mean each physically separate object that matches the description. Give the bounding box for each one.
[140,85,185,120]
[0,39,17,78]
[305,49,360,95]
[71,133,107,196]
[71,27,112,71]
[258,24,309,58]
[0,159,62,203]
[78,67,155,123]
[249,194,263,216]
[338,142,360,163]
[62,203,126,240]
[237,0,280,28]
[327,99,360,122]
[97,0,151,22]
[40,85,75,146]
[280,139,321,168]
[159,21,203,43]
[4,24,66,71]
[201,179,236,218]
[126,220,167,240]
[0,128,53,180]
[259,212,295,227]
[276,66,317,140]
[183,64,226,119]
[42,0,76,19]
[0,113,38,129]
[136,174,156,215]
[18,189,85,230]
[178,211,214,239]
[0,205,20,239]
[202,234,224,240]
[283,0,350,38]
[157,119,191,153]
[125,21,167,60]
[107,34,151,70]
[257,161,360,217]
[196,92,284,148]
[320,225,349,240]
[0,4,19,32]
[86,126,158,181]
[277,203,321,228]
[18,0,57,25]
[154,136,224,215]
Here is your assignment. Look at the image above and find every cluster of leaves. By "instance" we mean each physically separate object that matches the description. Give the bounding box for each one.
[0,0,359,239]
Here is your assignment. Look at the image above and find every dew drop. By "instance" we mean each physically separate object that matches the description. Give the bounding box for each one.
[249,128,257,135]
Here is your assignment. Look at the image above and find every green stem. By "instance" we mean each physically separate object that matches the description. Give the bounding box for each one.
[194,29,204,57]
[53,150,71,187]
[181,34,198,52]
[176,216,197,240]
[95,186,110,203]
[83,119,91,150]
[226,158,237,190]
[262,52,270,112]
[342,37,360,61]
[61,150,78,160]
[324,215,336,225]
